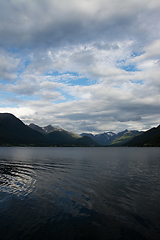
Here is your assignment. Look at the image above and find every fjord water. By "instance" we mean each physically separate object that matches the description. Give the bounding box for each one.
[0,147,160,240]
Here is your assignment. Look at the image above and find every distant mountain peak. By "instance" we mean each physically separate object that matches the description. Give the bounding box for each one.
[54,126,64,131]
[42,125,56,133]
[106,132,115,137]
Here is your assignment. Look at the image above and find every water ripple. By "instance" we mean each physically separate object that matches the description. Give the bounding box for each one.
[0,159,36,197]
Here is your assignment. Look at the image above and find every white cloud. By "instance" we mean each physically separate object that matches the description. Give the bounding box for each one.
[0,49,20,82]
[131,40,160,64]
[0,0,160,133]
[0,107,35,119]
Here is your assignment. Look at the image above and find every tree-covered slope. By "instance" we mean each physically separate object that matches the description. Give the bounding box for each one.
[42,130,99,146]
[75,136,100,146]
[124,125,160,146]
[46,130,79,145]
[0,113,46,145]
[109,130,142,146]
[29,123,46,134]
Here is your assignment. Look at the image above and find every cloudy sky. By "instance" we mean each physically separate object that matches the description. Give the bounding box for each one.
[0,0,160,133]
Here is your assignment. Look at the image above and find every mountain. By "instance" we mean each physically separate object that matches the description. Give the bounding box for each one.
[46,131,98,146]
[0,113,46,145]
[29,123,81,139]
[29,123,46,133]
[29,123,99,146]
[43,125,58,133]
[0,113,98,147]
[124,125,160,147]
[80,132,116,145]
[109,130,143,146]
[81,130,142,146]
[29,123,57,133]
[75,136,99,146]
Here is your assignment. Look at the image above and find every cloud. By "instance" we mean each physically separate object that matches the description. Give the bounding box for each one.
[0,0,159,49]
[93,42,119,51]
[11,76,159,133]
[70,50,96,68]
[5,81,39,96]
[129,40,160,66]
[0,107,35,118]
[0,0,160,133]
[0,49,20,82]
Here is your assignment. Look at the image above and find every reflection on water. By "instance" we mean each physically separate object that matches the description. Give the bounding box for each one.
[0,147,160,240]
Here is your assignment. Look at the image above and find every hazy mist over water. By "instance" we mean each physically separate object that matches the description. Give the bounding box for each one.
[0,147,160,240]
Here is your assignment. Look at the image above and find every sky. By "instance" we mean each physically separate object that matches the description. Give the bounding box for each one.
[0,0,160,134]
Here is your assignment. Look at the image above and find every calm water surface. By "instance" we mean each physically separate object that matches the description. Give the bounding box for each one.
[0,147,160,240]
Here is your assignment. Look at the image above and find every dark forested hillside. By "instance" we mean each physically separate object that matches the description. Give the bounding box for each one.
[0,113,46,145]
[124,125,160,146]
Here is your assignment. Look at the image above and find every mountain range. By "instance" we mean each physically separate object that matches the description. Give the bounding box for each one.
[0,113,98,147]
[29,123,143,146]
[0,113,159,147]
[81,130,143,146]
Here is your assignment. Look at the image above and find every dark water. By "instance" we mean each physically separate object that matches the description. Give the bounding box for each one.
[0,147,160,240]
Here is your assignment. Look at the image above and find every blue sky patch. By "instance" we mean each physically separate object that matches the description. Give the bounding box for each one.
[45,71,92,86]
[121,64,140,72]
[130,80,144,85]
